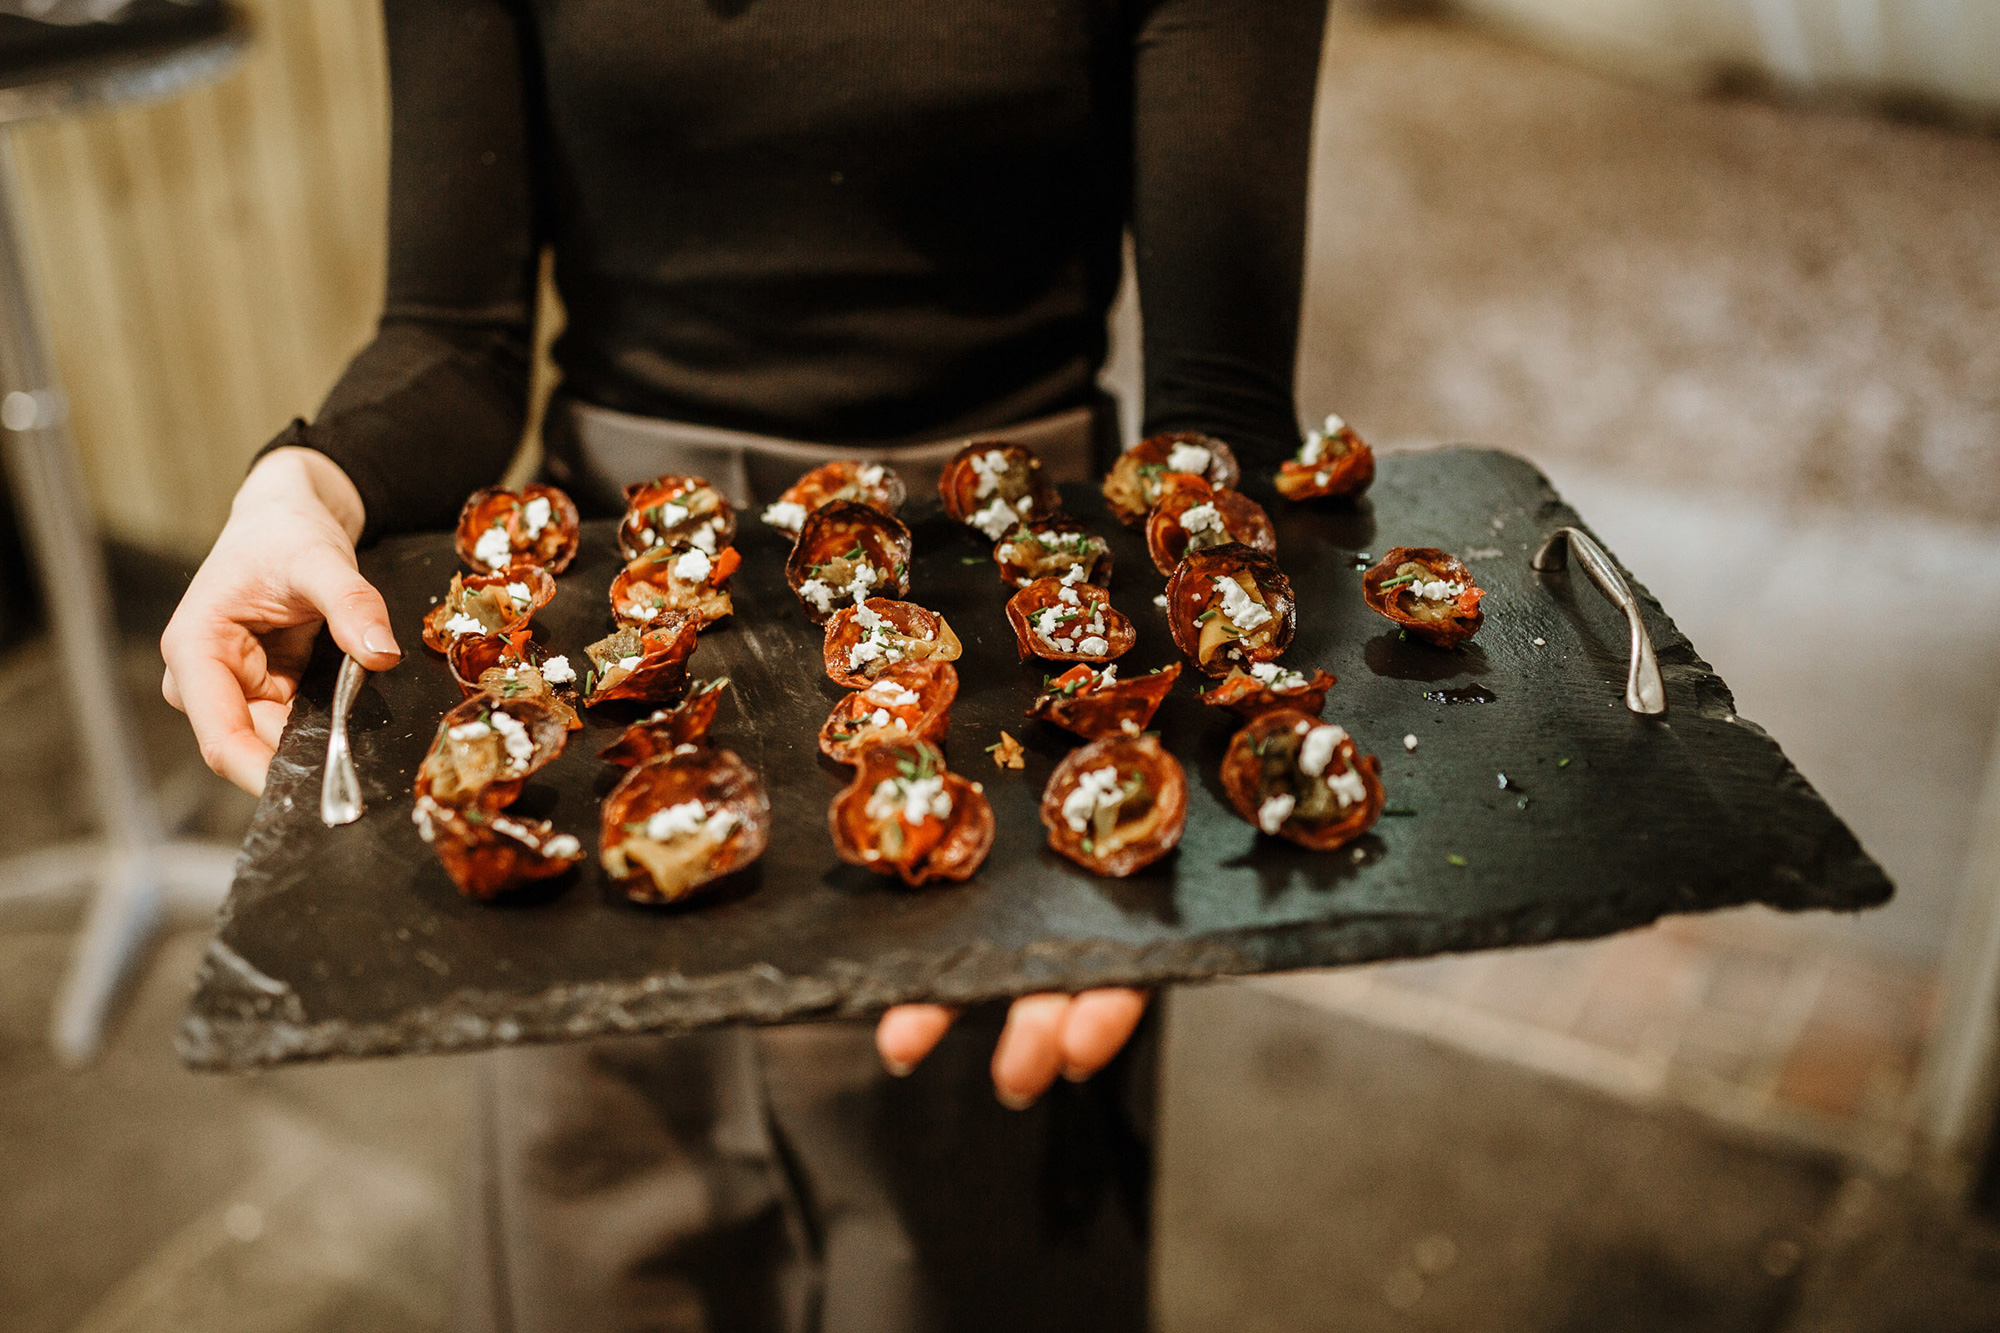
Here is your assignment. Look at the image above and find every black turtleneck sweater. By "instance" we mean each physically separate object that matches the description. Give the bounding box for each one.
[295,0,1327,540]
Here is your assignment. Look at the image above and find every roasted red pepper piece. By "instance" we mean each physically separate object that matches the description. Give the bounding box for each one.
[828,741,994,887]
[1275,414,1375,501]
[1026,662,1181,740]
[421,566,556,653]
[1101,431,1241,527]
[784,501,914,624]
[822,598,962,688]
[937,442,1060,537]
[446,631,583,729]
[610,543,740,631]
[599,677,733,768]
[1004,577,1136,664]
[1163,545,1297,676]
[1039,733,1188,877]
[1198,663,1336,721]
[455,483,581,574]
[759,460,906,539]
[1144,474,1277,575]
[1219,708,1384,851]
[413,796,585,900]
[617,474,738,562]
[818,661,958,764]
[599,747,771,905]
[582,612,702,705]
[414,692,570,811]
[1361,546,1485,648]
[991,517,1112,590]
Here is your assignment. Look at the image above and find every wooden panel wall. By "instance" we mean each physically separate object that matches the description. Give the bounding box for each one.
[9,0,390,559]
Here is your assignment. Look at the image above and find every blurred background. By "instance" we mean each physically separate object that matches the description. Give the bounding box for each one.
[2,0,1999,1328]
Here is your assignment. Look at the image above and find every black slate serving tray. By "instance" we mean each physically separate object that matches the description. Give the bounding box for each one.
[178,448,1890,1070]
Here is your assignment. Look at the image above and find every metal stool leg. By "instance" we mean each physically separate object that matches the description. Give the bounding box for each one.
[0,131,228,1064]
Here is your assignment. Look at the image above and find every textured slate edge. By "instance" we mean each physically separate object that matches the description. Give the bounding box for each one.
[175,446,1894,1070]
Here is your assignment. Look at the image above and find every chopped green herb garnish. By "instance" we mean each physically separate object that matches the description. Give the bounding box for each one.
[1557,757,1571,768]
[1378,571,1422,591]
[1446,853,1468,867]
[961,555,987,565]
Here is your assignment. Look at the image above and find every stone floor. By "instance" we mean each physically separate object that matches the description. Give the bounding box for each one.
[7,4,2000,1331]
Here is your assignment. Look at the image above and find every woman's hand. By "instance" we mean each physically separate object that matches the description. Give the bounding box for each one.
[160,447,402,795]
[876,989,1149,1108]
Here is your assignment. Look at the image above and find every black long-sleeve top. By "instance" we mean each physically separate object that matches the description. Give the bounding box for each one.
[296,0,1327,541]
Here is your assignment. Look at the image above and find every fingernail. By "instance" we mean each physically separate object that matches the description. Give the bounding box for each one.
[997,1088,1037,1112]
[362,627,400,658]
[1061,1065,1090,1084]
[883,1056,915,1078]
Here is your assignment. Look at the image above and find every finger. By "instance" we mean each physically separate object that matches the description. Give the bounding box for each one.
[248,697,293,754]
[163,645,273,795]
[875,1004,958,1077]
[991,993,1072,1110]
[1058,989,1149,1083]
[291,547,400,669]
[162,666,184,713]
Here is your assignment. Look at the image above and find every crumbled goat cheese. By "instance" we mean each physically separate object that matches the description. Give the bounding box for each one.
[1077,636,1110,656]
[474,524,512,569]
[673,548,712,582]
[867,775,953,825]
[540,655,576,684]
[688,522,719,554]
[655,501,690,530]
[645,801,709,840]
[858,464,885,487]
[1061,766,1126,833]
[868,708,896,728]
[447,719,492,742]
[1058,586,1081,605]
[443,612,486,638]
[1153,593,1169,609]
[1403,733,1419,752]
[968,497,1020,540]
[622,603,660,622]
[1325,766,1368,809]
[506,581,532,606]
[1298,724,1348,779]
[1321,412,1346,435]
[521,496,552,537]
[490,710,535,768]
[852,601,886,631]
[1257,793,1296,834]
[1248,662,1305,690]
[762,500,808,532]
[1215,576,1272,632]
[844,563,879,603]
[866,680,919,708]
[799,579,838,613]
[1409,578,1467,601]
[544,833,582,859]
[1096,665,1119,687]
[1178,503,1225,538]
[1299,413,1347,467]
[613,654,641,675]
[1533,637,1547,646]
[968,449,1012,499]
[1060,562,1089,585]
[637,527,657,548]
[1166,442,1212,475]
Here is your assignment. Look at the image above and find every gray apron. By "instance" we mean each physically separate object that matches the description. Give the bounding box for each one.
[458,393,1155,1333]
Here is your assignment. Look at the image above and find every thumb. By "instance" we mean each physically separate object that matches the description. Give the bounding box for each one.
[292,544,401,669]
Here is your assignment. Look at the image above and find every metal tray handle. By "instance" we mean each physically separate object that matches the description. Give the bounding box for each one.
[320,655,367,826]
[1532,526,1665,716]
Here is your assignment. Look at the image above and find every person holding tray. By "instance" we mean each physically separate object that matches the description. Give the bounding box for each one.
[159,2,1326,1328]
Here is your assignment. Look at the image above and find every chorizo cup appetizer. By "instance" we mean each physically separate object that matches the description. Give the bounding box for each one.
[823,598,961,688]
[1101,431,1240,527]
[600,748,771,905]
[1220,710,1384,851]
[819,661,958,764]
[1039,733,1187,877]
[583,613,701,705]
[1005,575,1136,664]
[422,566,556,653]
[785,501,913,624]
[1028,662,1181,740]
[413,797,585,900]
[1144,474,1277,575]
[1164,545,1297,677]
[414,693,570,811]
[456,483,581,574]
[993,518,1112,590]
[1361,547,1485,649]
[447,631,582,729]
[1276,412,1375,501]
[611,543,741,631]
[938,442,1060,539]
[618,474,737,562]
[599,677,732,768]
[760,460,905,538]
[829,741,994,887]
[1199,662,1336,721]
